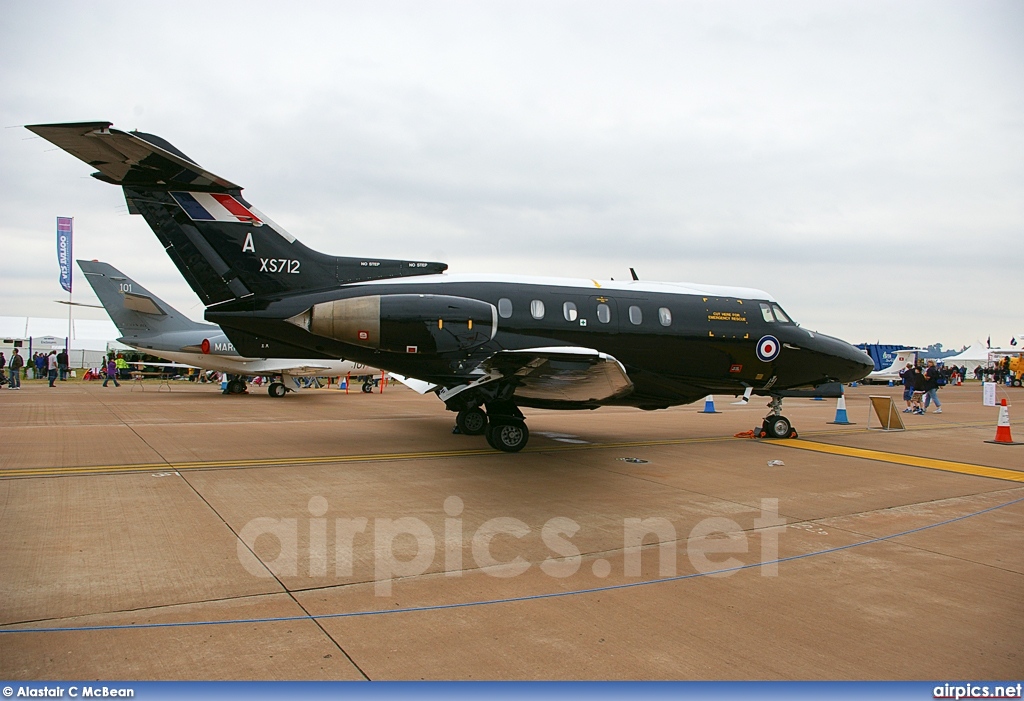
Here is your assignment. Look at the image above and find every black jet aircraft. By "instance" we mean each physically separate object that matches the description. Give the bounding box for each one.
[28,121,874,451]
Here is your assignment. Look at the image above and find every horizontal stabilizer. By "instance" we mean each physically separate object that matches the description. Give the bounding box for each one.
[26,122,239,191]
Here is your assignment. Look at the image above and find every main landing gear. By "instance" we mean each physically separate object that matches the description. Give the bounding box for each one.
[758,396,798,439]
[455,407,488,435]
[453,401,530,452]
[268,381,289,398]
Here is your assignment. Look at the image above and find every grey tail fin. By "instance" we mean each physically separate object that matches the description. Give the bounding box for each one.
[29,122,448,308]
[77,260,208,339]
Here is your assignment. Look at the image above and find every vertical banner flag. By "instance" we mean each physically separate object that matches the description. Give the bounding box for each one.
[57,216,73,293]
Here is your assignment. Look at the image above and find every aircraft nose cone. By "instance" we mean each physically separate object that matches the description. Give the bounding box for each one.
[833,338,875,382]
[854,349,875,374]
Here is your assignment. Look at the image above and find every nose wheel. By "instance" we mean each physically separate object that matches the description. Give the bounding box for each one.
[761,415,797,439]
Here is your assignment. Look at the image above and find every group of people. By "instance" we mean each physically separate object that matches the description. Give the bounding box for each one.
[973,357,1018,384]
[900,360,946,415]
[1,348,122,388]
[1,348,69,388]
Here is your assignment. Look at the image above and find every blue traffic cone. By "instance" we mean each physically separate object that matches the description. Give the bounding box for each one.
[812,395,824,401]
[888,379,894,387]
[698,395,721,414]
[827,395,855,425]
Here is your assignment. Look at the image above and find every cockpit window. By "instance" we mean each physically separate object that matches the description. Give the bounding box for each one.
[760,303,774,323]
[771,305,791,323]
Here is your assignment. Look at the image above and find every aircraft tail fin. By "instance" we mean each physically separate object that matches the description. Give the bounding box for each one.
[29,122,448,307]
[77,260,209,339]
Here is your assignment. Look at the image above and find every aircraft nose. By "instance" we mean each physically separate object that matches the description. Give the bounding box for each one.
[826,336,874,382]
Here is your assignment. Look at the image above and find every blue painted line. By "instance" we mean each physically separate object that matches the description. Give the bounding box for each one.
[3,494,1022,635]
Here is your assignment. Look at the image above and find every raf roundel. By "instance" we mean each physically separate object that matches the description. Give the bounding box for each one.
[756,335,781,362]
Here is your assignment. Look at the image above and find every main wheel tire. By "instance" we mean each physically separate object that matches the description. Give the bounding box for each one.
[485,418,529,452]
[763,415,792,439]
[362,381,374,393]
[268,382,287,398]
[456,407,488,435]
[227,379,247,394]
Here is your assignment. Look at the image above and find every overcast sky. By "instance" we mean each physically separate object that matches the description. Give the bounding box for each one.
[2,0,1021,350]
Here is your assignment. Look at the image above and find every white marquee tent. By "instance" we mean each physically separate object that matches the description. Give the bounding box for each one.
[0,316,127,368]
[942,341,1004,376]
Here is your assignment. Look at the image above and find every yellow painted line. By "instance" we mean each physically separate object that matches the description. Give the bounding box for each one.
[778,438,1024,483]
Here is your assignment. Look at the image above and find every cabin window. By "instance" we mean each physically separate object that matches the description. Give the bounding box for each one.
[597,303,611,324]
[498,298,513,319]
[760,303,774,322]
[658,307,672,327]
[628,305,643,325]
[563,302,578,322]
[772,305,791,323]
[530,299,545,319]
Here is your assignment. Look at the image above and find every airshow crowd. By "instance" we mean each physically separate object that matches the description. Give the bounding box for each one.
[898,360,955,415]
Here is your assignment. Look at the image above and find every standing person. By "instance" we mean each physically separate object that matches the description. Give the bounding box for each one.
[57,348,69,381]
[35,352,46,381]
[899,362,916,413]
[923,359,943,414]
[47,350,59,387]
[102,354,120,388]
[8,348,24,389]
[0,352,6,385]
[115,353,129,380]
[911,366,927,414]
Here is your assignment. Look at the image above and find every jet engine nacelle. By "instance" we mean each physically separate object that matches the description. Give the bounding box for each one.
[287,294,497,355]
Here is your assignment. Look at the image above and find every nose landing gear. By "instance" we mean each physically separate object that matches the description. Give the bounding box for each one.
[759,396,798,439]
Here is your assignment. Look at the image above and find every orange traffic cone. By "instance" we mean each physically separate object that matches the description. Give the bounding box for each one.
[985,399,1022,445]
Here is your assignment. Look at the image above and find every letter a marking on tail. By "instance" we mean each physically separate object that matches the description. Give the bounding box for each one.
[242,232,255,252]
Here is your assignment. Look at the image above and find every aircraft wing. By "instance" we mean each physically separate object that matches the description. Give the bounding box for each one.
[479,346,634,404]
[267,363,338,376]
[390,374,439,394]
